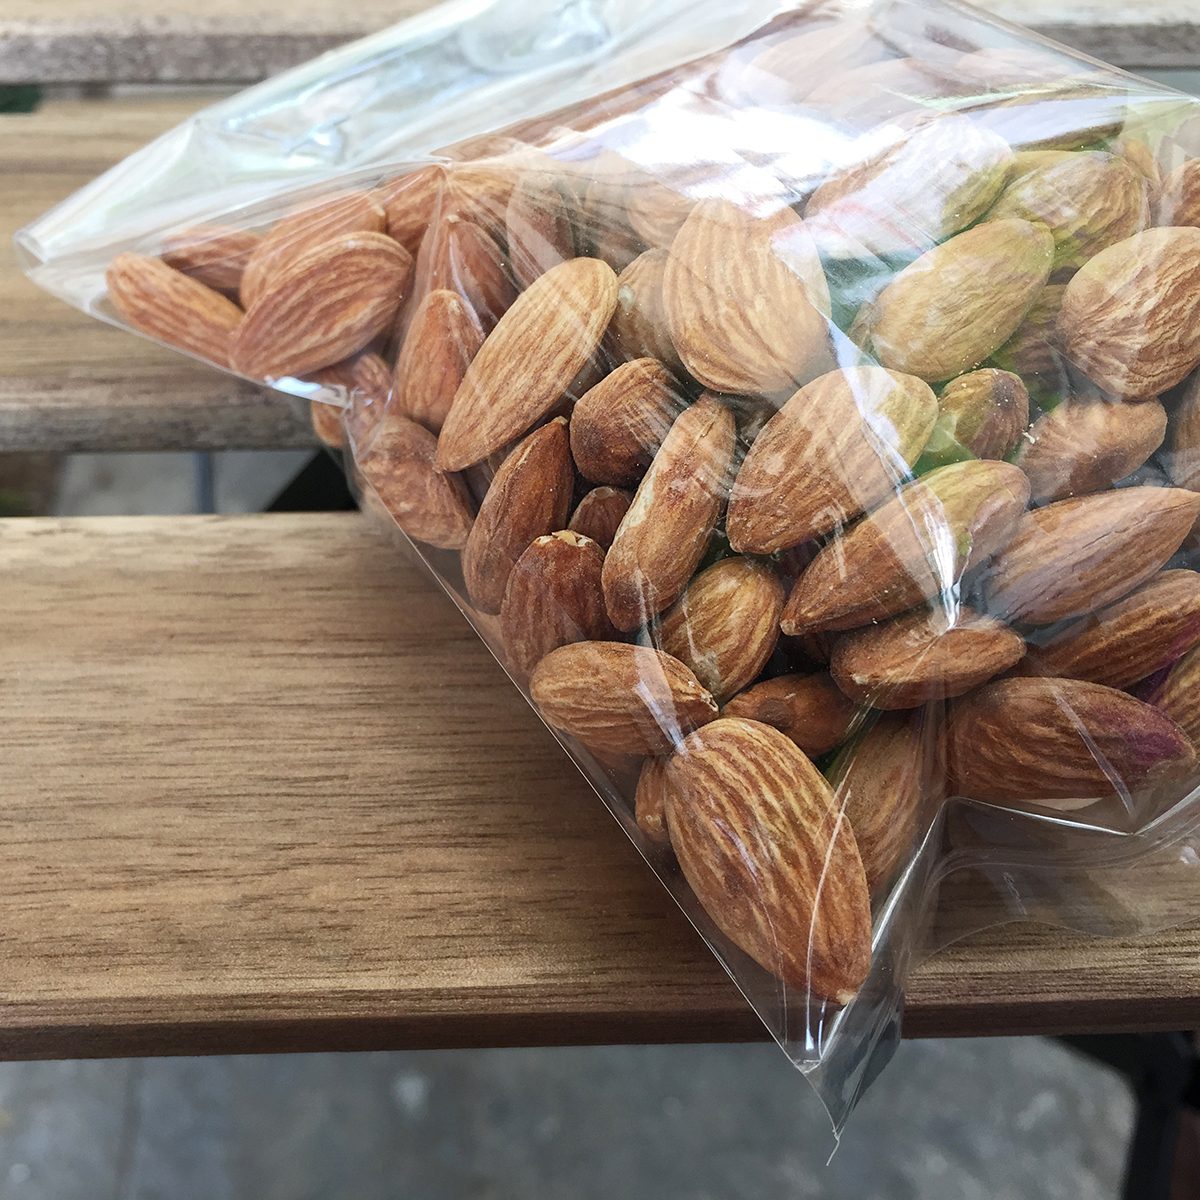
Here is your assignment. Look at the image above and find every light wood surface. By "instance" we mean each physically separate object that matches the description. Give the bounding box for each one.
[1,98,313,453]
[1,512,1197,1060]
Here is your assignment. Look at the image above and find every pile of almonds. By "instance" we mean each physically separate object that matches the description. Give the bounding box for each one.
[102,23,1200,1006]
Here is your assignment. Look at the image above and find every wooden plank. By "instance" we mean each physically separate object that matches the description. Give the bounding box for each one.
[1,513,1197,1060]
[1,0,1198,83]
[1,99,313,453]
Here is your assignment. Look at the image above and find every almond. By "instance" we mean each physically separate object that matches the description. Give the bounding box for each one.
[232,232,412,380]
[1014,397,1167,503]
[1163,372,1200,491]
[569,359,687,486]
[529,641,717,755]
[727,366,937,555]
[376,163,514,254]
[603,396,736,632]
[634,757,674,847]
[310,350,392,448]
[161,224,259,293]
[413,216,516,329]
[393,289,484,433]
[991,282,1070,402]
[1157,159,1200,227]
[663,717,871,1002]
[310,401,344,449]
[437,258,618,471]
[462,417,574,613]
[239,189,385,308]
[357,413,475,549]
[948,677,1195,808]
[625,176,694,249]
[1023,570,1200,688]
[830,605,1025,709]
[655,557,784,704]
[605,249,683,372]
[721,671,857,756]
[934,369,1029,461]
[1058,227,1200,399]
[854,219,1054,383]
[984,487,1200,625]
[506,171,578,289]
[1148,641,1200,745]
[663,198,833,396]
[498,530,616,679]
[567,487,633,550]
[781,460,1030,635]
[106,253,243,367]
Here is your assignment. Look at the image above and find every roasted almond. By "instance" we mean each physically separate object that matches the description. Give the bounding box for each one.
[413,216,516,330]
[376,163,514,254]
[984,487,1200,625]
[991,282,1070,402]
[782,460,1030,635]
[727,366,938,554]
[1148,641,1200,746]
[506,171,578,289]
[830,604,1025,709]
[721,672,858,756]
[1163,372,1200,491]
[605,249,683,372]
[462,417,574,613]
[664,717,871,1002]
[310,350,392,449]
[934,369,1029,460]
[393,289,484,433]
[161,224,260,293]
[437,258,618,471]
[567,487,633,550]
[530,641,717,755]
[656,557,784,704]
[603,396,736,632]
[569,359,687,486]
[634,757,674,847]
[1157,159,1200,227]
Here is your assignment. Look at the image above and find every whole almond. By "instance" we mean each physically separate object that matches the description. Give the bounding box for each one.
[656,557,784,704]
[376,163,514,253]
[606,249,683,372]
[1023,570,1200,688]
[603,396,736,632]
[664,717,871,1002]
[1058,227,1200,399]
[413,216,516,330]
[1014,398,1167,503]
[854,219,1054,383]
[934,369,1029,460]
[1163,372,1200,491]
[727,366,938,554]
[984,487,1200,625]
[634,757,674,847]
[310,401,344,449]
[530,641,717,755]
[1148,642,1200,746]
[437,258,618,471]
[722,672,857,756]
[499,531,616,679]
[782,460,1031,635]
[991,282,1070,402]
[310,350,392,448]
[462,417,574,613]
[506,171,578,289]
[831,605,1025,709]
[948,677,1195,807]
[232,232,412,380]
[1157,159,1200,227]
[393,289,484,433]
[568,487,633,550]
[357,413,475,549]
[663,198,833,396]
[106,253,243,367]
[239,189,385,308]
[625,176,694,249]
[161,224,259,293]
[569,359,687,486]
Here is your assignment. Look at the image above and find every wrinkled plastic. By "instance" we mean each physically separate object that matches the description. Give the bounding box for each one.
[19,0,1200,1132]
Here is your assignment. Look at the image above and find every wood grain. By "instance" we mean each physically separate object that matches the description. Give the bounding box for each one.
[0,513,1197,1060]
[1,99,313,452]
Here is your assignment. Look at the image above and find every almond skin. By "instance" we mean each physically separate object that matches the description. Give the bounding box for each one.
[935,369,1029,460]
[603,396,736,632]
[161,224,260,293]
[567,487,633,550]
[569,359,687,486]
[664,717,871,1002]
[721,672,858,757]
[357,413,475,549]
[437,258,618,471]
[506,171,578,289]
[1157,159,1200,228]
[1148,642,1200,745]
[634,757,674,847]
[239,189,386,308]
[530,642,717,755]
[1058,227,1200,399]
[656,557,784,704]
[462,418,574,613]
[309,350,393,449]
[106,253,243,367]
[663,198,833,396]
[831,605,1025,709]
[782,460,1031,635]
[499,531,616,679]
[991,282,1070,402]
[232,232,412,380]
[855,219,1054,383]
[1163,372,1200,491]
[1014,398,1167,503]
[984,487,1200,626]
[412,217,516,330]
[727,366,938,555]
[393,289,484,433]
[375,163,514,254]
[606,249,684,373]
[948,677,1196,808]
[1023,570,1200,689]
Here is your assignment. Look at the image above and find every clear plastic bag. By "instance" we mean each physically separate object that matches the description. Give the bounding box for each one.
[18,0,1200,1132]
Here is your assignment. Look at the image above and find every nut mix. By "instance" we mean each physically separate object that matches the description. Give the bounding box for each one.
[87,7,1200,1031]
